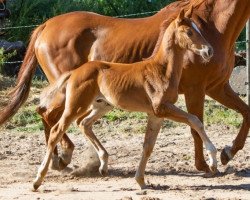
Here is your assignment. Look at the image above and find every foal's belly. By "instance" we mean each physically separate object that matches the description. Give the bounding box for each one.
[98,87,153,114]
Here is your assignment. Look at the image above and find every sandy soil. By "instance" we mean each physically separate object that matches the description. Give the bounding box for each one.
[0,118,249,200]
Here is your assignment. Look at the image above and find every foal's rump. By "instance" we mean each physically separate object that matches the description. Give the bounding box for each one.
[39,72,71,111]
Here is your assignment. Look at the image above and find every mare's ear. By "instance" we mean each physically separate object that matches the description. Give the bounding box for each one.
[185,6,193,18]
[176,9,185,25]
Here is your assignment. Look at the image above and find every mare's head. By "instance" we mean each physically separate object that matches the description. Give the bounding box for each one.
[166,7,213,62]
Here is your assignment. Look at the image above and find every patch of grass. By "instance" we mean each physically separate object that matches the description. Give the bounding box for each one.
[204,99,242,128]
[5,105,43,132]
[31,77,48,89]
[104,109,146,122]
[0,77,244,132]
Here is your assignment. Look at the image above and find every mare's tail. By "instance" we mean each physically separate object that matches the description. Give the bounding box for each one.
[0,24,46,125]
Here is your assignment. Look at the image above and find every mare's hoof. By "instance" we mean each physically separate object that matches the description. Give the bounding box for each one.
[221,147,232,165]
[203,169,220,178]
[58,157,69,171]
[50,156,60,171]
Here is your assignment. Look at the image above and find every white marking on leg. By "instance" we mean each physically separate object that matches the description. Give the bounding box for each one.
[204,142,217,170]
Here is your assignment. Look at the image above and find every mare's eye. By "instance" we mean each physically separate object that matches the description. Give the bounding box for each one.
[187,30,193,36]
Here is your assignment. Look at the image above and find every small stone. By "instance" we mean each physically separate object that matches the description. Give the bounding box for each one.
[136,190,147,195]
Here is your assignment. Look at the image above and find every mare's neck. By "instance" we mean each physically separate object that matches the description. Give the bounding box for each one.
[211,0,250,48]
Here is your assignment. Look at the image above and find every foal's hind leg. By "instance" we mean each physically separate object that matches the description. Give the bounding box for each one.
[33,114,74,190]
[135,115,163,189]
[38,107,75,170]
[207,82,250,165]
[77,100,113,176]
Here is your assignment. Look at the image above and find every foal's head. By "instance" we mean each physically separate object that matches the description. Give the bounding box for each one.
[164,8,213,62]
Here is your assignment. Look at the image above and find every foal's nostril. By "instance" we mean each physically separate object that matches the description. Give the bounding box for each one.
[208,47,213,57]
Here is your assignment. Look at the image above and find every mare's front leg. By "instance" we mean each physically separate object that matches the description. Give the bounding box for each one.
[153,102,218,173]
[207,82,250,165]
[184,88,211,173]
[135,114,163,189]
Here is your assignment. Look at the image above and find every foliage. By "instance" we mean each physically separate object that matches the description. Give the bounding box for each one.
[204,99,242,128]
[6,0,175,43]
[5,0,246,48]
[0,48,17,73]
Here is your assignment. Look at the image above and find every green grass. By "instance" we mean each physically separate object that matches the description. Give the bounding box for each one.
[204,99,242,128]
[103,109,146,122]
[1,77,243,132]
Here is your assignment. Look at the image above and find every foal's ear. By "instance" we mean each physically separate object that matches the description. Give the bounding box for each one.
[177,9,185,25]
[185,6,193,18]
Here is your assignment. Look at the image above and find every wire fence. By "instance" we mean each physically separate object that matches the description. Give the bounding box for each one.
[0,10,248,65]
[0,10,158,31]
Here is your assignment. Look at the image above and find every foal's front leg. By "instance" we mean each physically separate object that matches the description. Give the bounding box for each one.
[153,102,218,173]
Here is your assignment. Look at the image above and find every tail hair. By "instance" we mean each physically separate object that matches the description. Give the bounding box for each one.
[40,72,71,109]
[0,24,46,125]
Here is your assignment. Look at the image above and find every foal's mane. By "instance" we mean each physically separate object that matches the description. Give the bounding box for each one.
[145,17,175,60]
[148,0,212,60]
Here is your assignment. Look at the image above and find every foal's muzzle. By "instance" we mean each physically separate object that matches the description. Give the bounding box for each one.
[200,45,213,62]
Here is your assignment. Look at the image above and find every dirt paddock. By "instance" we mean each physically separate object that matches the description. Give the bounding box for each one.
[0,118,249,200]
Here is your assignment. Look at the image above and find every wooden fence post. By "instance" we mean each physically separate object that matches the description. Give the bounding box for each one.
[247,20,250,105]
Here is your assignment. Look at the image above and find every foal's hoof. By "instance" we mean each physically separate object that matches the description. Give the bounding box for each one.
[221,146,233,165]
[135,177,147,190]
[33,182,41,191]
[99,167,108,176]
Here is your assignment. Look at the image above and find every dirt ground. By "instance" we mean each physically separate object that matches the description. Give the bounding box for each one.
[0,117,249,200]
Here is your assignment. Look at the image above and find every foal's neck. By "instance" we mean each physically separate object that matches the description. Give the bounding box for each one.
[151,28,185,80]
[152,29,184,72]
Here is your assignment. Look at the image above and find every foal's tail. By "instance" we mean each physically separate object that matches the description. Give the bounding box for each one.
[39,72,71,109]
[0,24,46,125]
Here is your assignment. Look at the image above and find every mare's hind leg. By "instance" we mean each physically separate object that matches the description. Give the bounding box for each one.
[77,100,113,176]
[207,82,250,165]
[184,88,211,173]
[37,107,75,170]
[135,115,163,189]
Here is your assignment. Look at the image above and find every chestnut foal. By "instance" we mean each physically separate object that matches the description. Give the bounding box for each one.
[34,10,215,190]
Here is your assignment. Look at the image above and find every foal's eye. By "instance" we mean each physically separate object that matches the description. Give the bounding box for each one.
[187,30,193,36]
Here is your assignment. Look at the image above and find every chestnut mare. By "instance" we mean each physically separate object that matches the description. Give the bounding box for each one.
[33,10,216,190]
[0,0,250,174]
